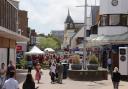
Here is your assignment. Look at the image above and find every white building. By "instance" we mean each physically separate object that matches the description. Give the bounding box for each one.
[99,0,128,36]
[89,0,128,69]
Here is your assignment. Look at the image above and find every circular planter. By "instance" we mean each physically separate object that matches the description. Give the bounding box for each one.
[71,64,82,70]
[87,64,98,70]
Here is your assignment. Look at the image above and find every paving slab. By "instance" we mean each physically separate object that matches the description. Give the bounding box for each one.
[17,69,128,89]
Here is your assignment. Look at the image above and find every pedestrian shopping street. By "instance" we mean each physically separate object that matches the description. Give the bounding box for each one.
[17,69,128,89]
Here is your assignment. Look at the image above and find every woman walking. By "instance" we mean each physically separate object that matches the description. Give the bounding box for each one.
[111,67,121,89]
[35,63,41,84]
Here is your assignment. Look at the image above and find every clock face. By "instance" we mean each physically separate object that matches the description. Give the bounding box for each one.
[111,0,118,6]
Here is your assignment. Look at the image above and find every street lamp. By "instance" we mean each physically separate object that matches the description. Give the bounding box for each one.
[83,0,87,70]
[76,0,98,69]
[76,0,87,70]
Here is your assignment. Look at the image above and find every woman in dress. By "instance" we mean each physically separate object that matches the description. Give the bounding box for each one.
[35,63,41,83]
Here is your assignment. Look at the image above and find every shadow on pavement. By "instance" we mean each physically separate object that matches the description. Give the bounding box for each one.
[16,69,27,84]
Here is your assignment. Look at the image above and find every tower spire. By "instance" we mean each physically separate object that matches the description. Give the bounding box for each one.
[65,9,74,23]
[68,8,70,16]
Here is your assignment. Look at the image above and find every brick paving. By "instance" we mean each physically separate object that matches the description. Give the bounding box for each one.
[17,69,128,89]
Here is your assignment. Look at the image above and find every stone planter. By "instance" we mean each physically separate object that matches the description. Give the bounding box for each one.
[87,64,98,70]
[71,64,82,70]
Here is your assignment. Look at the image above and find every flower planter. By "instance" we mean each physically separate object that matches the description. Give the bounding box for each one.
[87,64,98,70]
[71,64,82,70]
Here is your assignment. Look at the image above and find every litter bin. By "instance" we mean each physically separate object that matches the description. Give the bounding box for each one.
[62,63,69,79]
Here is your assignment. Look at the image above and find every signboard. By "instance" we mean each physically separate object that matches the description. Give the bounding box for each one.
[119,47,128,75]
[16,45,22,51]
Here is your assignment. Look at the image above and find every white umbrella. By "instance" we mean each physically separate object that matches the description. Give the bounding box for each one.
[44,48,55,52]
[25,46,45,55]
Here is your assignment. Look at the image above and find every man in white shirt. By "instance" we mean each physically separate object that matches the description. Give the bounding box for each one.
[2,71,19,89]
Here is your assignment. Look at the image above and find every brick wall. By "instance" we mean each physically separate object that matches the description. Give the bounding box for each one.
[18,10,28,37]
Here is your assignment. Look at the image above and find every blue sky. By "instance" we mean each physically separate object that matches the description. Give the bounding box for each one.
[19,0,99,35]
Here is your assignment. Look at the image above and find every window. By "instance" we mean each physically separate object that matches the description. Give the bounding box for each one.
[100,14,128,26]
[109,15,120,25]
[100,15,109,26]
[120,15,127,26]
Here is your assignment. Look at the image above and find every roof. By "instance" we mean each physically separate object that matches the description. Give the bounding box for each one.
[25,46,45,55]
[65,10,74,23]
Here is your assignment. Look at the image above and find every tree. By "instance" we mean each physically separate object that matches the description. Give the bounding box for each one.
[39,36,61,49]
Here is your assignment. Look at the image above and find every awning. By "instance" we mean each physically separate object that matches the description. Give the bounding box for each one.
[0,26,29,42]
[87,32,128,47]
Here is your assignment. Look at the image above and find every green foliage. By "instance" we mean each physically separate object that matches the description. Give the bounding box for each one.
[39,36,61,49]
[19,59,27,69]
[88,54,99,64]
[38,33,45,37]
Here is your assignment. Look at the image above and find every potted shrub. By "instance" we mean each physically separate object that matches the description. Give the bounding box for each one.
[87,54,99,70]
[71,54,82,70]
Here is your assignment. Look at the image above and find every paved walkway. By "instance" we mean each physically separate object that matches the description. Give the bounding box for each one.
[17,69,128,89]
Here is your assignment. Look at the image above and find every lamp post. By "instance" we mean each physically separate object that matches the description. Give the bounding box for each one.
[76,0,87,70]
[76,0,98,69]
[83,0,87,70]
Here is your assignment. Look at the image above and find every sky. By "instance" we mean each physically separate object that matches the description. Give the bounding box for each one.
[19,0,100,35]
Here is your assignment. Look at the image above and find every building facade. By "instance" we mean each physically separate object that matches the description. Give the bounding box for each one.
[70,6,99,53]
[16,10,29,56]
[88,0,128,69]
[18,10,29,37]
[30,29,37,46]
[0,0,29,66]
[63,10,84,49]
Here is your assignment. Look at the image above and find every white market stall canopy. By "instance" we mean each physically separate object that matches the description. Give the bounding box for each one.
[44,48,55,52]
[25,46,45,55]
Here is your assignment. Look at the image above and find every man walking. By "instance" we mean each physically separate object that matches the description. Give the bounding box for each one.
[57,62,63,84]
[2,71,19,89]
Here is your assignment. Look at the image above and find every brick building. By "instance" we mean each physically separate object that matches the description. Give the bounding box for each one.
[18,10,29,37]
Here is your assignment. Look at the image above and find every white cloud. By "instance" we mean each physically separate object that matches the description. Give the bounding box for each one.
[19,0,100,34]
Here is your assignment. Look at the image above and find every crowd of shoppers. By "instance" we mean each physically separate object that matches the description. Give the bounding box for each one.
[0,53,123,89]
[0,60,18,89]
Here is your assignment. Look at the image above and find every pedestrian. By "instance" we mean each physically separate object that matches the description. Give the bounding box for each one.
[23,73,38,89]
[111,67,121,89]
[50,63,56,84]
[6,60,16,79]
[0,63,6,89]
[107,57,112,73]
[27,59,33,73]
[2,71,19,89]
[35,63,41,83]
[56,62,63,84]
